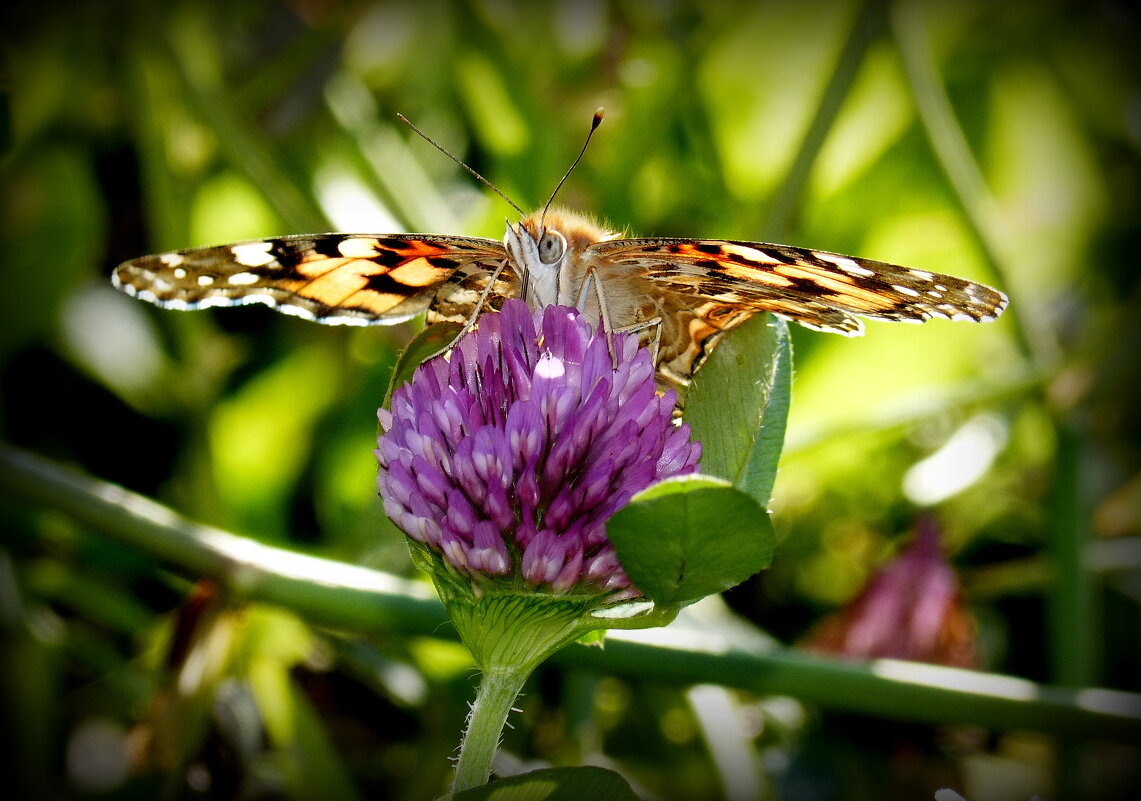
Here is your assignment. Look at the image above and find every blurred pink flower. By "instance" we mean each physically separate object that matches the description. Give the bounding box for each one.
[802,519,977,668]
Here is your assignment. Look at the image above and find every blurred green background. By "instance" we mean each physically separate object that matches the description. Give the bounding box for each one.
[2,0,1139,799]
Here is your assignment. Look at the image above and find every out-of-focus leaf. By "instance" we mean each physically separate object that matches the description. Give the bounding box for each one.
[248,656,362,801]
[210,344,341,535]
[0,147,105,357]
[188,171,280,245]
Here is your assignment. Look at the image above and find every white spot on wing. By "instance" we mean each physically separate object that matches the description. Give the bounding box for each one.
[720,243,774,263]
[197,275,215,287]
[338,238,381,258]
[227,272,260,286]
[816,252,876,277]
[892,284,921,297]
[173,267,187,279]
[196,295,240,309]
[231,242,276,267]
[282,307,386,326]
[275,304,322,321]
[160,253,185,267]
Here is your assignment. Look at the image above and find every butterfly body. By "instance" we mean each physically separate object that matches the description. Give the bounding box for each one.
[113,207,1008,389]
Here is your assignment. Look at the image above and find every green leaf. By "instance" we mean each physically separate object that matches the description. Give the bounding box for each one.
[684,313,792,507]
[453,766,639,801]
[382,322,463,408]
[248,650,362,801]
[606,475,774,606]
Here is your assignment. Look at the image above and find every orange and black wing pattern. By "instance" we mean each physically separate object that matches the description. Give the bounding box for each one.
[592,238,1008,336]
[113,233,510,326]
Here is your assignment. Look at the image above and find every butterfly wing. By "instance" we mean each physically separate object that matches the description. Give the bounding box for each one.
[113,233,511,326]
[590,237,1008,386]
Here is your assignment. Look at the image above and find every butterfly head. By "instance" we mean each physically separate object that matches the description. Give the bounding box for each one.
[505,209,614,308]
[505,216,562,308]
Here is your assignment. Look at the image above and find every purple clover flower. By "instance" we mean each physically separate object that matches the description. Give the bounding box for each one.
[376,300,701,600]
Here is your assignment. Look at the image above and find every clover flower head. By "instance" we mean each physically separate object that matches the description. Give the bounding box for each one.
[376,300,700,600]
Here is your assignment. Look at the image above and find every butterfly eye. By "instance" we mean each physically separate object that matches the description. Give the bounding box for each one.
[538,230,566,265]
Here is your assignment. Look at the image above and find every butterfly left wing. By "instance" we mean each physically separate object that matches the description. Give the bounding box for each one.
[589,237,1009,388]
[113,233,511,326]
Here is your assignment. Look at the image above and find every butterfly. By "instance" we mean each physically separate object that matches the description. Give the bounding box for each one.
[112,113,1008,393]
[112,209,1006,390]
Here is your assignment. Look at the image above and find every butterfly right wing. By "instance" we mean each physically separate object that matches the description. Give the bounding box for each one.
[113,233,513,326]
[588,236,1008,391]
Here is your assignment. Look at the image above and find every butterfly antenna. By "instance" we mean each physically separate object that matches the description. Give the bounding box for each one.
[397,113,526,218]
[540,108,604,228]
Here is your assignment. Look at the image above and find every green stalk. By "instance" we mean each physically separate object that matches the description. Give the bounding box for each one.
[1047,422,1098,798]
[763,0,887,241]
[891,0,1048,365]
[160,4,329,233]
[452,664,531,793]
[1048,423,1097,686]
[426,561,675,792]
[5,444,1139,745]
[0,443,445,634]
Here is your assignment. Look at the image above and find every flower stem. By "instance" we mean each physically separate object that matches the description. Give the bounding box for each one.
[444,599,674,793]
[431,575,609,794]
[451,663,532,794]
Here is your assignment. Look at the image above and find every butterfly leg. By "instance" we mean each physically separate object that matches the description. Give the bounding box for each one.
[617,315,663,367]
[442,260,509,353]
[578,269,620,365]
[581,269,662,367]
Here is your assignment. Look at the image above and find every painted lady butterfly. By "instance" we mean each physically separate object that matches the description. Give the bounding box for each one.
[113,115,1007,391]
